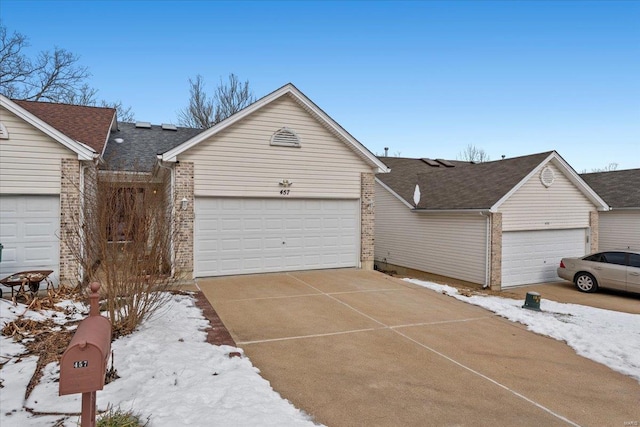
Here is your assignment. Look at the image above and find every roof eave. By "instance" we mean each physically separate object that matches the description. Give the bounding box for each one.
[490,151,610,212]
[162,84,389,173]
[0,95,97,161]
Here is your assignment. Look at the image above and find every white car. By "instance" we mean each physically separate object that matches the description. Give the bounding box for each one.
[557,250,640,293]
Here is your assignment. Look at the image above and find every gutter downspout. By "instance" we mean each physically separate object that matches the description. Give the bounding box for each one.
[481,211,491,288]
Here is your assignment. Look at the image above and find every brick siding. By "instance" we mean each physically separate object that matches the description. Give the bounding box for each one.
[361,172,375,270]
[174,162,194,276]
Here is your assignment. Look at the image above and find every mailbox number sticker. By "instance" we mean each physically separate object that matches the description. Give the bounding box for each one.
[73,360,89,368]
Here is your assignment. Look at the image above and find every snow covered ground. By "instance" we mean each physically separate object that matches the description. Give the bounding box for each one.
[1,280,639,426]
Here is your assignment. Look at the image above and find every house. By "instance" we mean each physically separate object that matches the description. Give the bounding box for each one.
[1,83,388,287]
[0,96,116,285]
[581,169,640,251]
[157,83,388,277]
[375,151,609,290]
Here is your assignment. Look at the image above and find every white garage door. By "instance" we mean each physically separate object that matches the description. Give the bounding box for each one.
[0,195,60,282]
[502,228,588,288]
[195,198,360,277]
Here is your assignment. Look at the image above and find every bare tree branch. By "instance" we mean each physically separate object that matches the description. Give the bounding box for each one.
[457,144,490,162]
[0,24,134,121]
[176,75,214,128]
[178,73,255,128]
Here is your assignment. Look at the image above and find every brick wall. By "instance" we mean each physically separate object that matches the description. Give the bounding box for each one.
[360,172,375,270]
[59,159,82,286]
[589,211,599,253]
[489,212,502,291]
[174,162,194,276]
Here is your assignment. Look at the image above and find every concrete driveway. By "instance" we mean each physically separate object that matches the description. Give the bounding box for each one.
[197,269,640,427]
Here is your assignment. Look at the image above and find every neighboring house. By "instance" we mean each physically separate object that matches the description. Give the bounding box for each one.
[0,96,116,285]
[581,169,640,251]
[375,151,609,290]
[1,83,388,286]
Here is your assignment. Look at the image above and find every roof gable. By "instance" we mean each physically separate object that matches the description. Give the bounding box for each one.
[581,168,640,209]
[161,83,389,173]
[12,99,116,154]
[377,151,608,211]
[0,95,100,160]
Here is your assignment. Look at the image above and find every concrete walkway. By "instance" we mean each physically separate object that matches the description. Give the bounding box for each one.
[197,269,640,427]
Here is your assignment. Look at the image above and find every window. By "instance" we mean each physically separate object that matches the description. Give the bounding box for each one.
[270,127,300,147]
[628,254,640,268]
[601,252,627,266]
[107,187,145,242]
[584,253,604,262]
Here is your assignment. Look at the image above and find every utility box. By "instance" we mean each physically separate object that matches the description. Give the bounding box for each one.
[59,315,111,396]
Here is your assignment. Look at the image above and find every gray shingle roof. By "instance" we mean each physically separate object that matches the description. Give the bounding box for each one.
[376,151,554,210]
[581,169,640,209]
[103,122,204,171]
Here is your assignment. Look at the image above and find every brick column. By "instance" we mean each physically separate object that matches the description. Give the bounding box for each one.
[589,211,599,253]
[59,159,82,286]
[360,173,375,270]
[489,212,502,291]
[174,162,194,276]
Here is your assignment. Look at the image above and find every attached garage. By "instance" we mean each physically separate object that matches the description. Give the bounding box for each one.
[195,198,359,276]
[501,228,588,288]
[161,84,388,278]
[375,152,609,291]
[0,195,60,280]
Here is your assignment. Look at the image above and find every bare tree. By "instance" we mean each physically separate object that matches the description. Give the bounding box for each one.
[0,25,90,102]
[0,24,134,121]
[178,73,255,128]
[176,75,214,128]
[590,162,619,173]
[457,144,490,162]
[213,73,255,124]
[62,167,184,337]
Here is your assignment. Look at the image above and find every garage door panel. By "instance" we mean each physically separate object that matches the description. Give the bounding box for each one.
[502,229,587,288]
[0,195,60,281]
[195,198,359,277]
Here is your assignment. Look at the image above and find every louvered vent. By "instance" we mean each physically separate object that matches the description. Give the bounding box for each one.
[540,166,555,187]
[0,122,8,139]
[271,128,300,147]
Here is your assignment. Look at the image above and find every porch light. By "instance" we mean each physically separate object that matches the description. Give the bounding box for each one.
[181,197,188,210]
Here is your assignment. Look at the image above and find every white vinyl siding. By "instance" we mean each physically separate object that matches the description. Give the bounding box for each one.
[0,195,60,283]
[598,211,640,251]
[179,96,372,199]
[502,229,587,288]
[500,162,594,232]
[375,183,487,285]
[194,198,359,277]
[0,106,75,194]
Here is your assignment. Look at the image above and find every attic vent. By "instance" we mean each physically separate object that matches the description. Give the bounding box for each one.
[436,159,455,167]
[0,122,8,139]
[135,122,152,129]
[421,158,440,167]
[271,127,300,147]
[540,166,555,187]
[161,123,177,131]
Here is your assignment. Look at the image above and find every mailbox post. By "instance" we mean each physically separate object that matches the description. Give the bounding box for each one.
[60,282,112,427]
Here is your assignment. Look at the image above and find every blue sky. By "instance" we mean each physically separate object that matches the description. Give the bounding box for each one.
[2,1,639,171]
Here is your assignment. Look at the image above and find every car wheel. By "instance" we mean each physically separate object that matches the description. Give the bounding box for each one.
[575,272,598,293]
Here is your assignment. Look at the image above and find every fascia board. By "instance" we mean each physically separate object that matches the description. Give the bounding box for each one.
[490,152,610,212]
[0,95,97,161]
[413,209,490,214]
[162,84,390,173]
[375,178,414,209]
[550,154,610,210]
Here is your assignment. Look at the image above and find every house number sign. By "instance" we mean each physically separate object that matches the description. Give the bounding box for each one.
[73,360,89,368]
[279,189,290,196]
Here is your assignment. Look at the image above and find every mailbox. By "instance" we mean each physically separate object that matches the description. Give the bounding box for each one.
[59,315,111,395]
